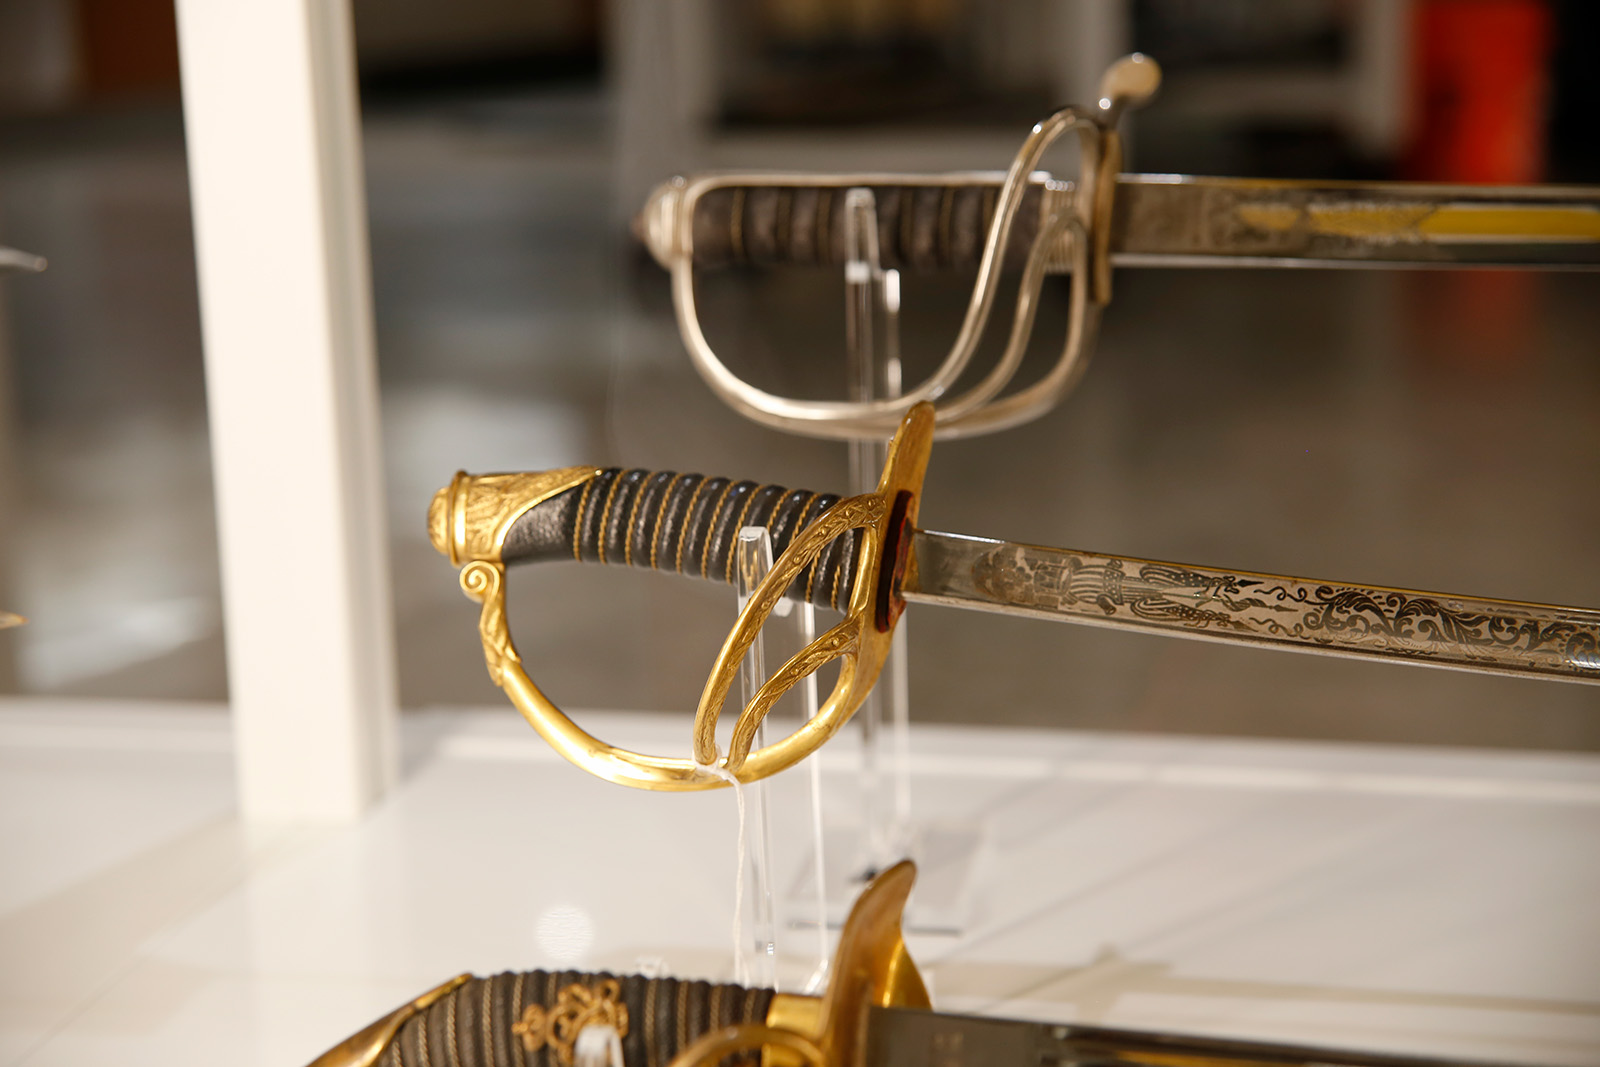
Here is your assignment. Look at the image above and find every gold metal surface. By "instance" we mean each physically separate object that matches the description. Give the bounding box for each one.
[448,404,936,790]
[429,467,601,567]
[513,978,630,1065]
[671,861,930,1067]
[673,1024,827,1067]
[303,972,470,1067]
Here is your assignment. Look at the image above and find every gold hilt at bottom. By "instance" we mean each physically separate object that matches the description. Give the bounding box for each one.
[670,861,929,1067]
[304,862,929,1067]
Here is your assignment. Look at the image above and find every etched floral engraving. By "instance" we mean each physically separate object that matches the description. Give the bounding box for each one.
[971,544,1600,677]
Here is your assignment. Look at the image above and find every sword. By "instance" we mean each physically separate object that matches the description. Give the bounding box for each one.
[633,54,1600,440]
[428,404,1599,792]
[307,862,1548,1067]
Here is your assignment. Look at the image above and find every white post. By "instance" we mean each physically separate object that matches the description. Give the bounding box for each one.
[175,0,396,821]
[1348,0,1411,159]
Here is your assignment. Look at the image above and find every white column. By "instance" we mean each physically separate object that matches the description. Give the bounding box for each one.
[608,0,717,226]
[1051,0,1133,114]
[176,0,397,821]
[1348,0,1411,158]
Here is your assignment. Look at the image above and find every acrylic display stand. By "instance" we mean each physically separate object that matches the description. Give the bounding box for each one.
[730,526,831,991]
[720,189,982,943]
[825,188,983,933]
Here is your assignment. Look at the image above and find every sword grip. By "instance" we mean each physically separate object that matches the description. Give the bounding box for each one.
[685,181,1046,272]
[501,468,863,613]
[382,970,773,1067]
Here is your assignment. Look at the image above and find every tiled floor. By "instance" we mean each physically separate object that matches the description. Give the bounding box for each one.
[2,88,1597,748]
[1,703,1597,1066]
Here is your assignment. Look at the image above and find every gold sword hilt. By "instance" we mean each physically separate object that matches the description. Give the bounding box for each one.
[304,861,929,1067]
[427,405,934,791]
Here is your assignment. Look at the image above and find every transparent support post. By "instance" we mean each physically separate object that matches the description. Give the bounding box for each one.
[842,189,913,874]
[733,526,779,990]
[736,525,832,990]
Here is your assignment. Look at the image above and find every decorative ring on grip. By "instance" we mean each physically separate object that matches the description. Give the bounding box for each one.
[441,404,935,791]
[636,54,1160,442]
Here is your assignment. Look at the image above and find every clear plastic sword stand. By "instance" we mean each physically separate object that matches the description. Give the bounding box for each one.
[730,525,831,992]
[843,188,915,879]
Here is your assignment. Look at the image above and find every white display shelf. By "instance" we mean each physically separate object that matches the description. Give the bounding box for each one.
[1,700,1597,1066]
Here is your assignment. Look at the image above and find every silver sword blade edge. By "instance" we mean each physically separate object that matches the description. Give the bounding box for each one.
[867,1003,1546,1067]
[904,530,1600,685]
[1111,175,1600,270]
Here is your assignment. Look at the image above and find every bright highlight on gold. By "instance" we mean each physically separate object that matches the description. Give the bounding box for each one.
[428,404,936,791]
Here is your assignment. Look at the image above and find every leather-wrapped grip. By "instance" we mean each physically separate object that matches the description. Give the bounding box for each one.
[689,182,1045,272]
[383,970,774,1067]
[502,469,864,613]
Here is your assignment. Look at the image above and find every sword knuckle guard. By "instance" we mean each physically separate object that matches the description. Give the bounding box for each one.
[501,467,863,613]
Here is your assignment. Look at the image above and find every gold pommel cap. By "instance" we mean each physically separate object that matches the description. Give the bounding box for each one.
[427,482,453,560]
[427,467,601,567]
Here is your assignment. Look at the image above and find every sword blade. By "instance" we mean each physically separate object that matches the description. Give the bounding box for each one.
[904,530,1600,685]
[867,1003,1535,1067]
[1112,175,1600,269]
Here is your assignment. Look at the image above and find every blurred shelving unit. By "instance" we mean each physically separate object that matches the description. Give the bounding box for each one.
[611,0,1410,222]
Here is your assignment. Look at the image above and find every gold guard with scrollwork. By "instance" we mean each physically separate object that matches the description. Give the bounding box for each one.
[435,405,934,791]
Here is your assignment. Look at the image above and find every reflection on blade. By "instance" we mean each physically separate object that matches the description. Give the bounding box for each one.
[1112,176,1600,269]
[905,530,1600,684]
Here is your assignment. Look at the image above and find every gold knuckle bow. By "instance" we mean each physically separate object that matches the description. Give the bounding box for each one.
[430,404,936,791]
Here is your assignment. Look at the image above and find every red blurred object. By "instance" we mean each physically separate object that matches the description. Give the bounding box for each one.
[1405,0,1553,183]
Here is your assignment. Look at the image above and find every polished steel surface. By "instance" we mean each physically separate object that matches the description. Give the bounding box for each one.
[1111,176,1600,270]
[865,1004,1492,1067]
[907,531,1600,685]
[654,55,1155,442]
[642,53,1599,441]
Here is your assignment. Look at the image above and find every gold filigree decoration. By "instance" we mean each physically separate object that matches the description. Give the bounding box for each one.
[460,560,517,686]
[439,402,936,791]
[513,980,631,1065]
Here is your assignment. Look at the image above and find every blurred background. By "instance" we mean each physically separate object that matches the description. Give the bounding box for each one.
[0,0,1596,748]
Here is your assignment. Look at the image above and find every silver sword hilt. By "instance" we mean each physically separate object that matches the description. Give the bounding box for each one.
[637,55,1162,442]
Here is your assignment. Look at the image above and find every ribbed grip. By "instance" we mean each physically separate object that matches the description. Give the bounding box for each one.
[689,182,1045,272]
[502,469,864,613]
[383,970,774,1067]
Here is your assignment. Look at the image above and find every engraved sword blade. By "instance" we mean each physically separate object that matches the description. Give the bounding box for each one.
[1111,175,1600,269]
[904,530,1600,684]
